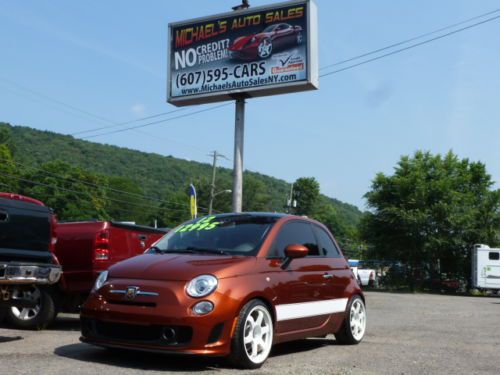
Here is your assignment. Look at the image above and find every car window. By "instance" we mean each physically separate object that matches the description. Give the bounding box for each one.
[313,225,341,258]
[263,25,277,33]
[489,252,500,260]
[269,221,320,258]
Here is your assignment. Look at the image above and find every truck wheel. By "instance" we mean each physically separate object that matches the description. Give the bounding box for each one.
[6,286,57,330]
[335,295,366,345]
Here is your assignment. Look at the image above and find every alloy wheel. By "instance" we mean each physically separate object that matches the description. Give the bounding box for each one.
[10,287,41,321]
[258,39,273,58]
[243,305,273,364]
[350,298,366,341]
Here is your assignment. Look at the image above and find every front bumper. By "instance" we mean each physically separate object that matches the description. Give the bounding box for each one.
[80,278,240,356]
[0,262,61,285]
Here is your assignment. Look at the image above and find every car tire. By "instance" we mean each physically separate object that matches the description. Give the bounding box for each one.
[6,286,58,330]
[0,307,6,323]
[228,299,274,369]
[257,38,273,59]
[335,295,366,345]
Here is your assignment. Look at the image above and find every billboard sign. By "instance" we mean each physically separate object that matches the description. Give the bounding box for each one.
[167,0,318,106]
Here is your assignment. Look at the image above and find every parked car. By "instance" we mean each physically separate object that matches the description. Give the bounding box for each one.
[81,213,366,369]
[0,193,61,325]
[4,220,166,329]
[348,259,362,286]
[229,23,303,60]
[357,268,378,287]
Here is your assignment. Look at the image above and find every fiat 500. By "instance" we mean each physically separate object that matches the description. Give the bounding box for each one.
[80,213,366,369]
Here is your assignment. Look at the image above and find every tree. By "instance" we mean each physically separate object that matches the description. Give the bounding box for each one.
[293,177,320,216]
[21,160,109,221]
[106,176,151,223]
[360,151,500,287]
[0,144,19,191]
[0,127,19,191]
[154,188,191,228]
[243,174,271,212]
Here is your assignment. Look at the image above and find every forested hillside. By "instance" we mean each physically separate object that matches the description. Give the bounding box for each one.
[0,122,364,254]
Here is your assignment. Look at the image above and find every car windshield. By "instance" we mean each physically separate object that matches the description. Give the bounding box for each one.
[150,215,277,256]
[263,25,277,33]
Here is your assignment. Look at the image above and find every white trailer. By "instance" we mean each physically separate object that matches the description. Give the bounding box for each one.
[472,244,500,290]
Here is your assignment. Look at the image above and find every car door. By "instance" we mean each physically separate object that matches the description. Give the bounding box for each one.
[267,220,332,333]
[312,224,352,324]
[272,24,290,49]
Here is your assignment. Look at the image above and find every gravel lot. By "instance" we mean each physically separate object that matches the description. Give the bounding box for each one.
[1,292,499,375]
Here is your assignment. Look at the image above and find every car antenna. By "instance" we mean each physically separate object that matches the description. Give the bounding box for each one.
[232,0,250,11]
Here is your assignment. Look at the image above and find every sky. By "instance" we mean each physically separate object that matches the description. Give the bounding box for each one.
[1,0,499,210]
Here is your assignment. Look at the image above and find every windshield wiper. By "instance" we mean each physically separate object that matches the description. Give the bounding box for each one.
[185,246,230,255]
[150,247,197,254]
[151,247,230,255]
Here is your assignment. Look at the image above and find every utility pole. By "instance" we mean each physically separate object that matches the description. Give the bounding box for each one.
[208,150,227,215]
[285,183,295,213]
[232,97,245,213]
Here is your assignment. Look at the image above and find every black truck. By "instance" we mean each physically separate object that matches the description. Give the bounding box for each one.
[0,193,61,328]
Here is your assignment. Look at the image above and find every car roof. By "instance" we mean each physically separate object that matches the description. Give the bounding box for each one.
[211,212,290,220]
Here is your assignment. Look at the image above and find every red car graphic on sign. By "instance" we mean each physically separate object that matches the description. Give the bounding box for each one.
[229,23,303,60]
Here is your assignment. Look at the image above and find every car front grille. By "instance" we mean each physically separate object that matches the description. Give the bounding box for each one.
[82,318,192,346]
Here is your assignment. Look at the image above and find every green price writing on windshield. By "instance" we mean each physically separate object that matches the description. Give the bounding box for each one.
[175,216,222,233]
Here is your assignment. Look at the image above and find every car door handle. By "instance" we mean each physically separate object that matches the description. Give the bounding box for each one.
[323,273,333,279]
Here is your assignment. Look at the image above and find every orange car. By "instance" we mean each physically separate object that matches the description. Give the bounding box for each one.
[80,213,366,369]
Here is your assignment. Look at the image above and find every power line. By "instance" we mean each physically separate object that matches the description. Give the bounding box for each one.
[320,8,500,71]
[320,13,500,78]
[0,78,117,126]
[131,128,226,157]
[70,107,190,136]
[0,155,213,211]
[0,170,204,215]
[81,102,232,139]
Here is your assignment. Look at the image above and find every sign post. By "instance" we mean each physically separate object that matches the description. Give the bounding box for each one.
[232,96,245,212]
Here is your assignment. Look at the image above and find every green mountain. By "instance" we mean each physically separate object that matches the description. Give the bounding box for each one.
[1,122,363,233]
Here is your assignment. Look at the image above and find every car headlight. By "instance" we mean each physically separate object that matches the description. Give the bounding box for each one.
[92,270,108,293]
[186,275,218,298]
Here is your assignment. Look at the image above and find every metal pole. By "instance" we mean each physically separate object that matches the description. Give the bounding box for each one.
[208,151,217,215]
[232,97,245,213]
[287,183,294,213]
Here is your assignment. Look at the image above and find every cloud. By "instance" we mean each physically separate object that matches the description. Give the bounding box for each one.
[364,81,393,108]
[131,103,146,116]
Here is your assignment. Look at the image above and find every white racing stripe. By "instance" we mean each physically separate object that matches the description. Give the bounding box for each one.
[276,298,349,321]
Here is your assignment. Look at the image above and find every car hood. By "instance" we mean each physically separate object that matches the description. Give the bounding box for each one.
[108,253,257,281]
[231,34,264,49]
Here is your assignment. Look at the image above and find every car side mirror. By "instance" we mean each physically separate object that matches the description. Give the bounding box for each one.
[285,244,308,259]
[281,244,308,270]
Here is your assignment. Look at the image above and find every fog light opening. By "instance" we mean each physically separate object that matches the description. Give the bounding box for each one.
[162,327,176,342]
[193,301,214,315]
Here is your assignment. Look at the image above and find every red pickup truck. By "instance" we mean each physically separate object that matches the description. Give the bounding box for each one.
[4,220,166,329]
